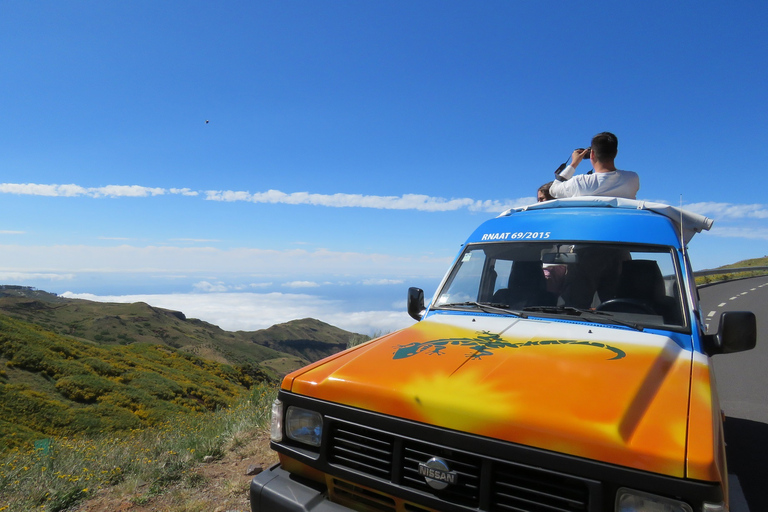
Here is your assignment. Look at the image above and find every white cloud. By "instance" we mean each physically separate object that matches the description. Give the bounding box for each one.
[0,183,87,197]
[170,188,198,196]
[170,238,222,243]
[91,185,166,198]
[362,278,404,285]
[709,226,768,241]
[685,202,768,220]
[205,190,252,202]
[0,230,25,235]
[4,181,767,221]
[0,271,76,281]
[0,181,534,213]
[192,280,275,292]
[0,183,167,198]
[192,281,230,292]
[282,281,320,288]
[59,291,414,335]
[204,189,527,213]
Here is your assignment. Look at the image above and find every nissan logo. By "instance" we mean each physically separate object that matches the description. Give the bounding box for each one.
[418,457,458,490]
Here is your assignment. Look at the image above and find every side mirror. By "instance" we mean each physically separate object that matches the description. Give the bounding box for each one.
[703,311,757,355]
[407,287,425,321]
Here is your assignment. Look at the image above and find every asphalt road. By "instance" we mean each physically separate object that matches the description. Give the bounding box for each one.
[698,275,768,512]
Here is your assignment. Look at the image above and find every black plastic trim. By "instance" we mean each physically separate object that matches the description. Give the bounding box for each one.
[250,464,354,512]
[273,391,723,512]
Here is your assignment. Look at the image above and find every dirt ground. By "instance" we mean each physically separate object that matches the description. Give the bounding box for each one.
[71,430,279,512]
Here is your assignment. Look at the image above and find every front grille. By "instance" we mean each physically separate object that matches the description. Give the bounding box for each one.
[328,422,395,480]
[326,418,590,511]
[493,462,589,511]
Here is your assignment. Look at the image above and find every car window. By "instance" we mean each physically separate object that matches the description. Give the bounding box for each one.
[434,242,687,330]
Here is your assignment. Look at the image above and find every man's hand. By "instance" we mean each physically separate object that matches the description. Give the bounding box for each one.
[571,148,590,167]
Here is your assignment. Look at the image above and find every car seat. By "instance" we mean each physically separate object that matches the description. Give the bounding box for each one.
[492,261,557,309]
[604,259,682,324]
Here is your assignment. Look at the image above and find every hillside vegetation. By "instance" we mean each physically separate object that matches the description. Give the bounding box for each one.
[0,313,253,451]
[695,255,768,285]
[0,382,279,512]
[0,286,368,452]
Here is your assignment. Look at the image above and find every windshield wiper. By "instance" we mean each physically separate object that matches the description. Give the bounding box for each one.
[437,301,526,318]
[522,306,589,316]
[522,306,643,331]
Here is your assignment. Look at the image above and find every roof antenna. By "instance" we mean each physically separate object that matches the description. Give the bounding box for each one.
[679,194,686,256]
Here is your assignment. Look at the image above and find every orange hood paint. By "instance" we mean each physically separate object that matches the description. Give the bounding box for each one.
[283,314,711,478]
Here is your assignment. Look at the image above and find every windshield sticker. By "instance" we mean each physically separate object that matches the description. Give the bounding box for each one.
[393,331,625,361]
[481,231,551,241]
[461,253,472,262]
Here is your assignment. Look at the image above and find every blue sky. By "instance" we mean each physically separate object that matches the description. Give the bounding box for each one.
[1,1,767,334]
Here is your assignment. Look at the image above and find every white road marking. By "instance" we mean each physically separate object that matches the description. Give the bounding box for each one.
[718,302,727,307]
[707,311,716,317]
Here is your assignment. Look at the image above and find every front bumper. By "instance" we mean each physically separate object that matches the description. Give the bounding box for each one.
[250,464,353,512]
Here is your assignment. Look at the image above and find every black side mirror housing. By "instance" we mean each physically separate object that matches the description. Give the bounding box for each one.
[407,287,425,321]
[703,311,757,355]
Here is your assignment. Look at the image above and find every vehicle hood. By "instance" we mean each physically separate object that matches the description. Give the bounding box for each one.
[283,314,707,478]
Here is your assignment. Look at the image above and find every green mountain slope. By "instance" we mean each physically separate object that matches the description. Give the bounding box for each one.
[720,255,768,268]
[0,286,366,375]
[0,313,252,451]
[245,317,366,362]
[696,256,768,285]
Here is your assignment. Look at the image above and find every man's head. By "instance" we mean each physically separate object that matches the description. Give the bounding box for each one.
[589,132,618,163]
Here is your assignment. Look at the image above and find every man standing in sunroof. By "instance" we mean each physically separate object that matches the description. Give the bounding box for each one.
[550,132,640,199]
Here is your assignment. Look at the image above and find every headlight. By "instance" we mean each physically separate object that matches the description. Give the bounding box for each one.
[270,399,283,443]
[285,406,323,447]
[616,488,693,512]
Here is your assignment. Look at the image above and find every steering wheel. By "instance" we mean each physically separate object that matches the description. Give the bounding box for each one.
[596,298,656,315]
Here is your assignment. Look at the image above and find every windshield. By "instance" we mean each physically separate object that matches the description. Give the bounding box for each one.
[434,242,687,330]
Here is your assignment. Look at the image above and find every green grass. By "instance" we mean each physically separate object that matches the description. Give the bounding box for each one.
[0,382,278,512]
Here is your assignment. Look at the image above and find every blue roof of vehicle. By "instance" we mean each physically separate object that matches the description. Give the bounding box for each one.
[466,198,712,248]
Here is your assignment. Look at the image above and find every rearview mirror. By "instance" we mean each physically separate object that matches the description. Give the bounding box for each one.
[542,252,578,264]
[407,287,425,321]
[703,311,757,355]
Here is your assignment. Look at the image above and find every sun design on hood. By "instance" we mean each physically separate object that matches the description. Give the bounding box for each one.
[400,368,519,431]
[393,330,626,361]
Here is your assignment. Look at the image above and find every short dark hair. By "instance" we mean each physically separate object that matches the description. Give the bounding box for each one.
[590,132,618,163]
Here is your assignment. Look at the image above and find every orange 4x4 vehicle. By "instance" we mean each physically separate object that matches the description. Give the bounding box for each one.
[250,198,756,512]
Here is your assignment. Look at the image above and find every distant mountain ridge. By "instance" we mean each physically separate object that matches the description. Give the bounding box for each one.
[0,285,367,378]
[248,318,363,362]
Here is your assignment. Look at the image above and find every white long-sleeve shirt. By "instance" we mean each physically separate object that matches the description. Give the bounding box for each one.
[550,167,640,199]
